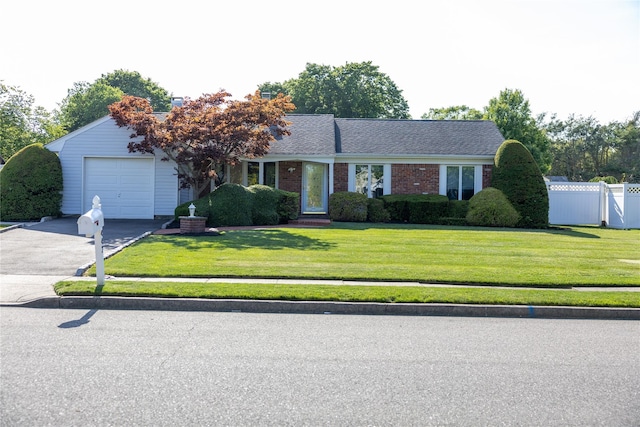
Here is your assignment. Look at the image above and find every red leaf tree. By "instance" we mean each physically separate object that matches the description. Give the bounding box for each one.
[108,90,295,197]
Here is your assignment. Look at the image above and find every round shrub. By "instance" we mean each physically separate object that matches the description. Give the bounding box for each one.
[491,139,549,228]
[0,143,62,221]
[247,185,279,226]
[588,176,618,184]
[466,187,520,227]
[329,192,368,222]
[367,197,390,222]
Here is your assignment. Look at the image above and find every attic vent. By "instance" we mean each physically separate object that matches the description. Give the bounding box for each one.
[171,97,184,107]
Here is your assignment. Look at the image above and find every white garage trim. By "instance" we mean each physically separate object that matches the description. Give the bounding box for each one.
[83,157,155,219]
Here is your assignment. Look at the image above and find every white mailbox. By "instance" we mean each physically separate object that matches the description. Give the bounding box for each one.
[78,208,104,237]
[77,195,105,286]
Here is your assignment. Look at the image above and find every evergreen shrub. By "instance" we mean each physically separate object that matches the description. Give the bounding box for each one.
[491,139,549,228]
[588,176,618,184]
[329,192,368,222]
[247,185,279,225]
[275,189,299,223]
[0,143,63,221]
[367,197,390,222]
[466,187,521,227]
[407,194,449,224]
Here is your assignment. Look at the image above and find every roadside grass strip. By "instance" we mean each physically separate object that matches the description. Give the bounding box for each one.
[54,281,640,308]
[93,224,640,287]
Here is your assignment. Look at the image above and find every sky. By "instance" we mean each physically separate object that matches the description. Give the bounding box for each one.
[2,0,638,124]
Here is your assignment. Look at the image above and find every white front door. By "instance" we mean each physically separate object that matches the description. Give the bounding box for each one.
[302,162,328,214]
[84,157,154,219]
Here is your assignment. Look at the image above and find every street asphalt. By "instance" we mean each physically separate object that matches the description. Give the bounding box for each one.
[1,216,639,319]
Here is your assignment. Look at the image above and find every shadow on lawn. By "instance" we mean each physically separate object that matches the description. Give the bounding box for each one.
[166,229,335,251]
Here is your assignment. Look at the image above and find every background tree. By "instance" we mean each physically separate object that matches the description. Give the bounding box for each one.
[108,91,295,197]
[608,112,640,182]
[483,89,552,174]
[0,82,64,160]
[258,61,410,119]
[58,70,171,132]
[421,105,483,120]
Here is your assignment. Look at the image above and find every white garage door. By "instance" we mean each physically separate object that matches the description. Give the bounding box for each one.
[84,157,154,219]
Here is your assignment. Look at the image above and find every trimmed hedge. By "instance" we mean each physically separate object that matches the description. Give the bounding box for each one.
[492,140,549,228]
[0,143,63,221]
[379,194,449,224]
[367,197,390,223]
[329,192,368,222]
[466,187,521,227]
[175,184,299,227]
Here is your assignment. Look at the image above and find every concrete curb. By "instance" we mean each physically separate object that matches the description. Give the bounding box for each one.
[9,296,640,320]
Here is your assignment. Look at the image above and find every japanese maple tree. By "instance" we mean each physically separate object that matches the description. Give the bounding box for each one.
[108,90,295,197]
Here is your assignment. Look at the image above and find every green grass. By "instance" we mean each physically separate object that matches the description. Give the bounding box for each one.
[54,281,640,308]
[95,223,640,287]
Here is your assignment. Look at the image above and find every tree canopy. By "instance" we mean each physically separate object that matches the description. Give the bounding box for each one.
[259,61,410,119]
[108,91,295,197]
[422,105,483,120]
[58,70,171,132]
[0,82,64,160]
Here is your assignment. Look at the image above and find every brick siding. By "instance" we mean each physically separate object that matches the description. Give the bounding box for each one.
[391,164,440,194]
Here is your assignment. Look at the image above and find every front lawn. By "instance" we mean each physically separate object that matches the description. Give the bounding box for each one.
[54,281,640,308]
[94,223,640,287]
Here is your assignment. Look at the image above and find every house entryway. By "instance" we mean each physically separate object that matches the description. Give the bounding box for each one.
[301,162,328,214]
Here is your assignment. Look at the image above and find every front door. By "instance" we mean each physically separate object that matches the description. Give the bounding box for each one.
[302,162,328,214]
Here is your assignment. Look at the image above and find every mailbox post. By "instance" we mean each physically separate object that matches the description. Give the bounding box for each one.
[77,195,105,286]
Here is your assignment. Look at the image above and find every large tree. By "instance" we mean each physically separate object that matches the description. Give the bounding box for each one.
[483,89,552,174]
[421,105,483,120]
[259,61,410,119]
[108,91,295,197]
[58,70,171,132]
[0,82,64,160]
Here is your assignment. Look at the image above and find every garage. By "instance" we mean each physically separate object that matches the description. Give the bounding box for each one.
[84,157,155,219]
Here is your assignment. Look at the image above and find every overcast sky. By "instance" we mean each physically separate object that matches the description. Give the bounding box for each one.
[2,0,638,123]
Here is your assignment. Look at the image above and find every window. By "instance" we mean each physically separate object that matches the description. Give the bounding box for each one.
[263,162,276,188]
[247,162,260,186]
[355,164,384,198]
[446,166,475,200]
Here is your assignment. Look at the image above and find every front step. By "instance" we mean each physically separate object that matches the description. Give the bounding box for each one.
[288,217,331,226]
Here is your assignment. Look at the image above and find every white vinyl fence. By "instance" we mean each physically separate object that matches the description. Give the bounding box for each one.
[547,182,640,229]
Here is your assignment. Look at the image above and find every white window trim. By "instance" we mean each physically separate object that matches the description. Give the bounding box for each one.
[348,163,390,197]
[439,165,482,200]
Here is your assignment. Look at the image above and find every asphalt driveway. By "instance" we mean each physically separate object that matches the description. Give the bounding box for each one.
[0,217,167,276]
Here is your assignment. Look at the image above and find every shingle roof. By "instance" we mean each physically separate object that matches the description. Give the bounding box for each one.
[334,118,504,156]
[268,115,504,158]
[268,114,336,156]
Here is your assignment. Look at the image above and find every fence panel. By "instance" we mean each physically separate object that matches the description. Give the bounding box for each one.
[547,183,603,226]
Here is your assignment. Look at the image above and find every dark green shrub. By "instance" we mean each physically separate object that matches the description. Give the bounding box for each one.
[329,192,368,222]
[588,176,618,184]
[174,194,212,220]
[379,194,414,222]
[0,143,63,221]
[407,194,449,224]
[209,184,253,226]
[466,187,521,227]
[367,197,390,222]
[275,189,299,223]
[491,139,549,228]
[436,200,470,226]
[247,185,279,225]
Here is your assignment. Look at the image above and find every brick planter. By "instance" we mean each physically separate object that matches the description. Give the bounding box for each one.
[179,216,206,234]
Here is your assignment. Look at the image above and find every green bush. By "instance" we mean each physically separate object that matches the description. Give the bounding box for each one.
[407,194,449,224]
[588,176,618,184]
[0,143,63,221]
[491,140,549,228]
[175,184,300,227]
[379,194,414,222]
[329,192,368,222]
[367,198,390,222]
[247,185,279,225]
[466,187,521,227]
[435,200,470,226]
[275,189,299,223]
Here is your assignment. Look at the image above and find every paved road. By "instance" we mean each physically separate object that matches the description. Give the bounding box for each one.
[1,308,638,426]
